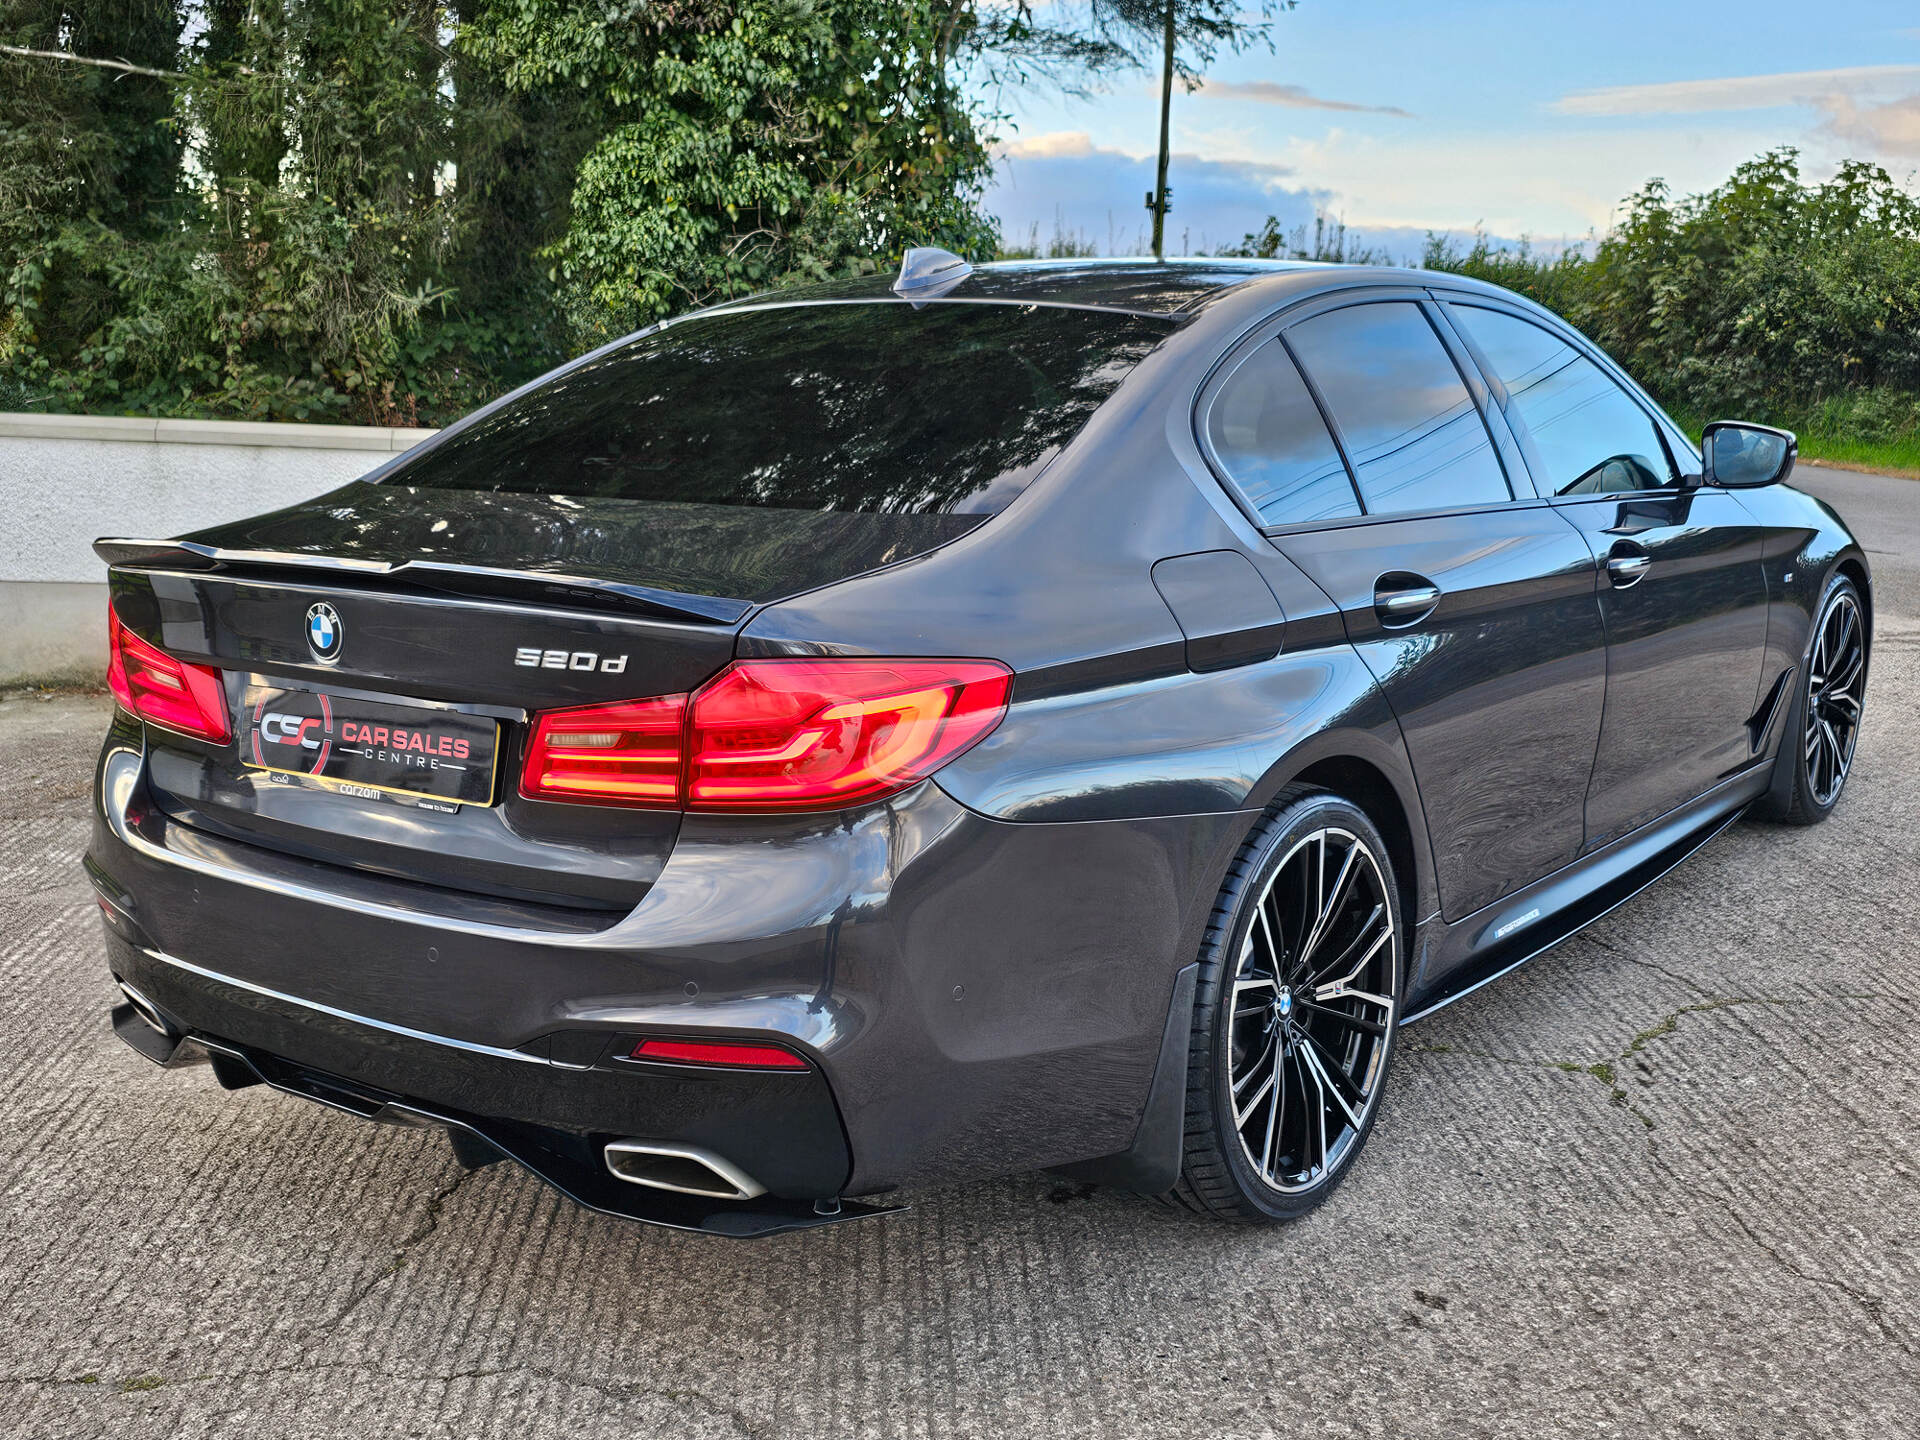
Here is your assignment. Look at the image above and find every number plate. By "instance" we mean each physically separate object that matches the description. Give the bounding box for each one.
[240,684,499,807]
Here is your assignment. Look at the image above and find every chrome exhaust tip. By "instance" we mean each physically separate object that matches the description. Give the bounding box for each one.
[115,979,171,1037]
[603,1140,767,1201]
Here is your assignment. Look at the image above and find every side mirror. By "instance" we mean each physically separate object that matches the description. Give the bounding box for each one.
[1701,421,1796,489]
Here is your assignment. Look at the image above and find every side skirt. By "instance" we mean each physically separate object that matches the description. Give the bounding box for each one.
[1403,769,1766,1024]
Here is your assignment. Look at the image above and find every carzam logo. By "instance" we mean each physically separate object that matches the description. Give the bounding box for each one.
[515,647,628,674]
[305,602,343,664]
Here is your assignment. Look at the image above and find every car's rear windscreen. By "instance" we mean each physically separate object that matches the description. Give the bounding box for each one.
[386,302,1171,515]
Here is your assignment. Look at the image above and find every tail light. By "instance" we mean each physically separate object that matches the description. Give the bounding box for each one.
[519,695,686,806]
[107,603,230,743]
[519,658,1011,812]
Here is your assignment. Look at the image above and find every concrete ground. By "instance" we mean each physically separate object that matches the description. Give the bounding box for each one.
[2,465,1915,1439]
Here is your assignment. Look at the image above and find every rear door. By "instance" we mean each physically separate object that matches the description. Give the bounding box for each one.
[1204,293,1607,922]
[1442,299,1771,849]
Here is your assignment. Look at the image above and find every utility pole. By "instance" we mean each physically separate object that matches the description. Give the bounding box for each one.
[1147,0,1176,260]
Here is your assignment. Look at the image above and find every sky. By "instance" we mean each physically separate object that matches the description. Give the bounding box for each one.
[979,0,1920,258]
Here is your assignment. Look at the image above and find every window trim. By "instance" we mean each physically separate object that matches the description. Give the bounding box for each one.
[1193,286,1544,536]
[1199,330,1367,527]
[1429,291,1694,502]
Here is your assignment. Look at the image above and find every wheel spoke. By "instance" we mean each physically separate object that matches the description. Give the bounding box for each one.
[1294,999,1387,1038]
[1253,901,1284,975]
[1820,718,1845,785]
[1310,1048,1329,1178]
[1234,1069,1272,1128]
[1296,840,1357,973]
[1300,903,1387,990]
[1830,645,1864,695]
[1260,1044,1286,1179]
[1296,1033,1364,1130]
[1232,1032,1275,1095]
[1315,982,1394,1013]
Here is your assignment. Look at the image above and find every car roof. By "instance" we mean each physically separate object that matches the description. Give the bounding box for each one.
[718,258,1342,317]
[713,258,1524,322]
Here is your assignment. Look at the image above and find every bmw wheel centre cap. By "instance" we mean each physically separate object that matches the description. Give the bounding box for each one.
[305,602,343,664]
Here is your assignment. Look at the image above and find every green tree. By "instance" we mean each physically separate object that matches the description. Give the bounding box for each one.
[462,0,1002,337]
[0,1,184,399]
[1001,1,1281,258]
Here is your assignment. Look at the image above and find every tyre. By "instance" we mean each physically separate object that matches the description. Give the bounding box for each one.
[1758,573,1868,826]
[1171,786,1404,1222]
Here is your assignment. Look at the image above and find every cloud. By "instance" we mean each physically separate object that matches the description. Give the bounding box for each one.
[1554,65,1920,117]
[1199,80,1412,117]
[1816,92,1920,160]
[987,131,1528,262]
[989,132,1322,255]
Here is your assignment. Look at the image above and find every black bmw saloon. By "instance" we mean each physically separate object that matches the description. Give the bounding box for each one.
[87,254,1871,1235]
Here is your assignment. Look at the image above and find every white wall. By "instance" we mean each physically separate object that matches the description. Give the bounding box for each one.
[0,413,437,683]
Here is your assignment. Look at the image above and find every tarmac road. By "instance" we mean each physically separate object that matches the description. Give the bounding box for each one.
[1,463,1914,1439]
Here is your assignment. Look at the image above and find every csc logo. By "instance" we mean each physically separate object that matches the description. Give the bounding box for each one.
[261,712,323,749]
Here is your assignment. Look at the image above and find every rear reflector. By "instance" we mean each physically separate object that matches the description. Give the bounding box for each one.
[519,657,1011,812]
[630,1037,810,1070]
[107,603,230,743]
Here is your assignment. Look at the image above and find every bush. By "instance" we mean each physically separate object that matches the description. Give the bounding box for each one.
[1421,149,1920,452]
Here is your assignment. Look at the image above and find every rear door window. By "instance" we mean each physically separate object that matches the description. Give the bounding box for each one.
[1286,302,1512,516]
[386,302,1171,515]
[1451,306,1674,495]
[1203,339,1361,525]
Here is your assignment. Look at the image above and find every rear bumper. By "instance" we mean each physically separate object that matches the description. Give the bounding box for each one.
[106,984,893,1237]
[87,726,1249,1203]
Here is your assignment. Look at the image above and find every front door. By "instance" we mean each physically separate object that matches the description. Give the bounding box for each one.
[1554,490,1770,846]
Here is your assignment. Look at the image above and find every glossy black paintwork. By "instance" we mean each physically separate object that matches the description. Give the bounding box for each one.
[87,259,1871,1212]
[181,482,987,611]
[1551,488,1771,849]
[715,257,1308,314]
[1274,504,1607,920]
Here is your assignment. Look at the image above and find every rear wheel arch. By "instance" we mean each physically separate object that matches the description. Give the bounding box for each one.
[1287,756,1424,944]
[1245,735,1436,933]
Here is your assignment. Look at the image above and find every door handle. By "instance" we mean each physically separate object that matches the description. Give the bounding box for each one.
[1373,576,1442,626]
[1605,544,1651,589]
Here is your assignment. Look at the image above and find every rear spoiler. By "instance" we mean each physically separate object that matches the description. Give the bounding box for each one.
[92,538,753,626]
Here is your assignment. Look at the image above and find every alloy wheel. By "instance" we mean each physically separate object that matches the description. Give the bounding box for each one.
[1226,827,1398,1195]
[1806,590,1865,807]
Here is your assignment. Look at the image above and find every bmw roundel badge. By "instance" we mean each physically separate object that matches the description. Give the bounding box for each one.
[305,601,343,664]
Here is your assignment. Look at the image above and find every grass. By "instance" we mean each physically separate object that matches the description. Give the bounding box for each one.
[1668,399,1920,479]
[1790,432,1920,476]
